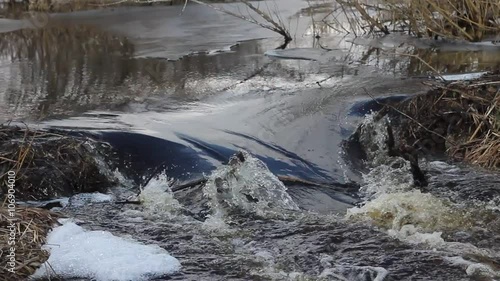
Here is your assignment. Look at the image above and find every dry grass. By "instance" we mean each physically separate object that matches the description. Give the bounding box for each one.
[0,206,59,280]
[383,72,500,169]
[329,0,500,42]
[0,125,115,200]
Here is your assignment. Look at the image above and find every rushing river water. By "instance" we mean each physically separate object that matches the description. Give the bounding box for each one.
[1,0,500,280]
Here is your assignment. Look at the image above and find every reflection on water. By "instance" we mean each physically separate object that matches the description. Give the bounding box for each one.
[0,24,134,120]
[0,22,272,121]
[0,6,499,122]
[406,48,500,75]
[355,44,500,75]
[1,5,499,280]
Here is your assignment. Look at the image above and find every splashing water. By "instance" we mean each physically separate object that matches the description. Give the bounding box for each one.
[201,213,235,235]
[347,190,462,231]
[357,113,391,165]
[359,157,414,199]
[319,265,388,281]
[139,172,180,217]
[446,256,500,279]
[203,151,299,218]
[348,113,500,278]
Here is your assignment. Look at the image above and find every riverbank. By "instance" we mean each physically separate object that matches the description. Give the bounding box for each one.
[0,126,115,201]
[0,1,498,279]
[0,126,112,280]
[0,207,59,280]
[378,72,499,170]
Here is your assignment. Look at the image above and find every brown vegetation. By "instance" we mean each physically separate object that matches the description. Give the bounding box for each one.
[330,0,500,42]
[382,72,499,169]
[0,206,59,280]
[0,126,115,200]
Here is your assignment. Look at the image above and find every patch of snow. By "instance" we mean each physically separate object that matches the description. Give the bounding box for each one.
[32,220,181,281]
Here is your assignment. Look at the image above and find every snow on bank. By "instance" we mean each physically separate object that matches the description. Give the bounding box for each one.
[32,220,181,281]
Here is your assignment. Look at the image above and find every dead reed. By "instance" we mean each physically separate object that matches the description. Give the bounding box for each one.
[0,206,59,280]
[0,125,114,201]
[329,0,500,42]
[383,72,500,169]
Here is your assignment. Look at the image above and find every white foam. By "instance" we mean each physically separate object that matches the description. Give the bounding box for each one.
[350,112,500,278]
[32,220,181,281]
[360,158,413,199]
[486,198,500,211]
[387,225,445,247]
[139,172,180,216]
[428,161,460,173]
[201,213,235,235]
[445,256,500,278]
[319,265,388,281]
[347,190,455,231]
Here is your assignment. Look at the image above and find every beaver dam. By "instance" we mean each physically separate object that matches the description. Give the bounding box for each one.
[0,126,116,200]
[347,72,500,177]
[1,0,500,280]
[380,72,500,170]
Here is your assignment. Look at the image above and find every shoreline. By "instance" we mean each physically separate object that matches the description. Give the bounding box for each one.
[376,72,499,170]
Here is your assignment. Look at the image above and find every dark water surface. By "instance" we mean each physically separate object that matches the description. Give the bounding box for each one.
[1,1,500,280]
